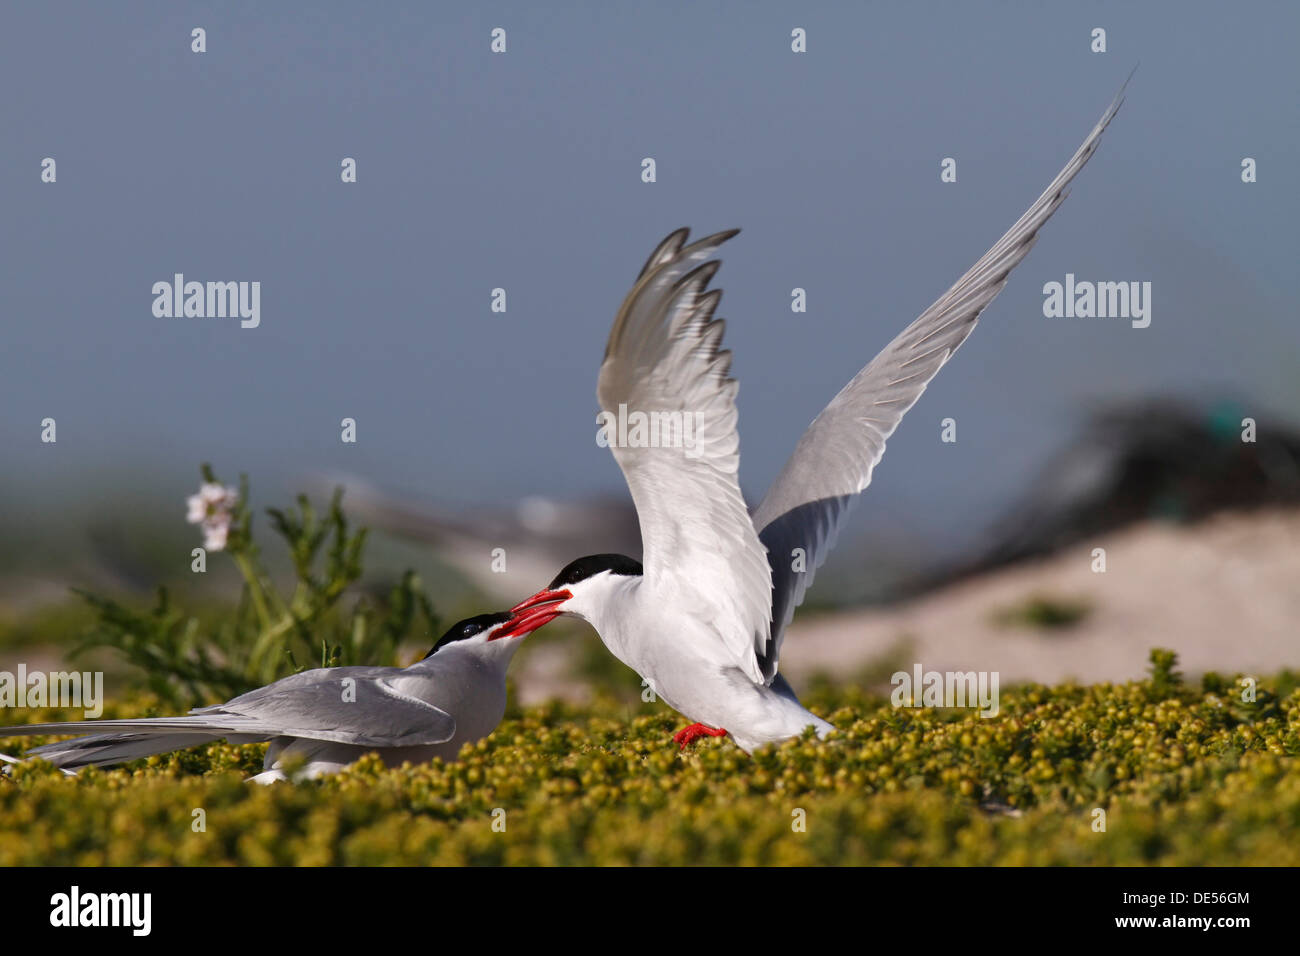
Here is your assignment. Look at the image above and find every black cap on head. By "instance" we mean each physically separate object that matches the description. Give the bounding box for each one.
[423,611,512,659]
[547,553,643,590]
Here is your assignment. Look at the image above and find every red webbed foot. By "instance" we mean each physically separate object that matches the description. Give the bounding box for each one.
[672,723,729,750]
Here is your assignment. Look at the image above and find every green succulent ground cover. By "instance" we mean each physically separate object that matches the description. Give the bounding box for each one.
[2,652,1296,866]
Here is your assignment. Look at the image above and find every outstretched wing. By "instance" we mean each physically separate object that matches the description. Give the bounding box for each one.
[751,80,1130,680]
[598,228,773,682]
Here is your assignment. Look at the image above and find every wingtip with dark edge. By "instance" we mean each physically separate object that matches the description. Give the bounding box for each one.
[679,228,741,263]
[1105,65,1138,121]
[637,227,693,280]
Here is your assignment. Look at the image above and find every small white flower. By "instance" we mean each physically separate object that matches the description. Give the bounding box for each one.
[186,482,238,551]
[202,521,230,551]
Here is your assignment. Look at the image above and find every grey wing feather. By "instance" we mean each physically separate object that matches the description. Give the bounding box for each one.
[751,79,1130,680]
[23,732,249,771]
[0,665,457,753]
[197,665,458,746]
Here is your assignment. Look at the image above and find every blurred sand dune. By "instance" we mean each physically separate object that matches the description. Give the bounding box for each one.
[779,507,1300,688]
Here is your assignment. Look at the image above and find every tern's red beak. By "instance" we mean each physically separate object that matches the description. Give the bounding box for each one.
[492,588,572,640]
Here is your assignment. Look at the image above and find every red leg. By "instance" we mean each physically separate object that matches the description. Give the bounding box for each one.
[672,723,729,750]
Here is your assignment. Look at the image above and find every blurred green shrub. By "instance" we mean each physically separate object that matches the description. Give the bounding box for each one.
[71,465,439,708]
[991,593,1092,631]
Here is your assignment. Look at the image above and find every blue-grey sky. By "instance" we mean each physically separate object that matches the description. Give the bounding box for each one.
[2,1,1297,572]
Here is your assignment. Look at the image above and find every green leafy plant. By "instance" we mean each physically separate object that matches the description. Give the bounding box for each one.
[991,593,1092,631]
[71,464,439,708]
[1147,647,1183,697]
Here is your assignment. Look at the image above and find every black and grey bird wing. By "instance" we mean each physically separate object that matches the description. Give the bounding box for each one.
[751,78,1130,681]
[1,665,457,756]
